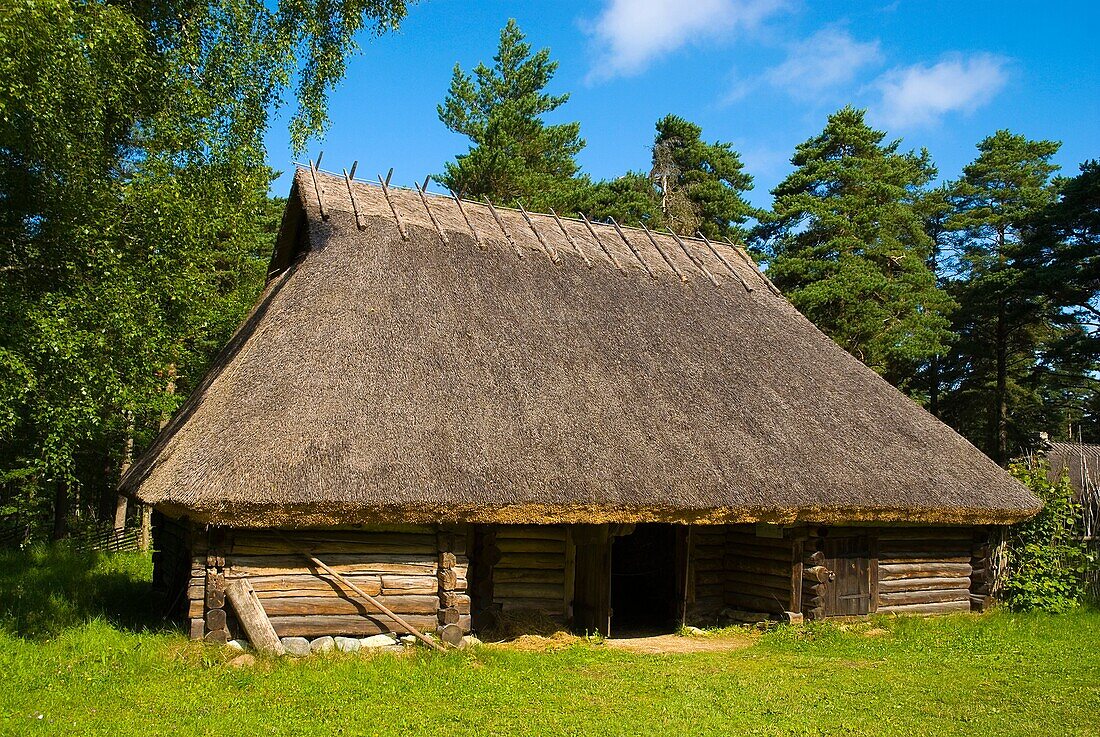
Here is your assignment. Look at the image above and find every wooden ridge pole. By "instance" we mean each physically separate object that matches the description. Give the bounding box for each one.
[610,217,656,278]
[377,173,408,240]
[518,203,559,262]
[581,214,624,272]
[550,209,591,267]
[451,191,484,248]
[289,544,446,651]
[641,223,687,282]
[308,159,328,220]
[414,182,449,246]
[697,232,753,293]
[726,238,782,295]
[485,197,523,258]
[343,166,364,230]
[668,229,719,287]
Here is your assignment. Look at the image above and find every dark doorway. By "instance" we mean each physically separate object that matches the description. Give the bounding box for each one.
[610,524,679,632]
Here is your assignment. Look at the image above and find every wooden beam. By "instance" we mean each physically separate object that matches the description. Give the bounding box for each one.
[289,545,445,651]
[225,578,285,655]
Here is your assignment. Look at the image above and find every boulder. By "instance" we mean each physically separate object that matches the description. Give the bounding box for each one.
[226,640,251,652]
[459,635,482,649]
[281,637,311,657]
[310,636,335,653]
[359,634,398,649]
[334,636,360,653]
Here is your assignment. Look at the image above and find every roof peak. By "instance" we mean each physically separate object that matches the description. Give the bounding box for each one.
[292,161,780,295]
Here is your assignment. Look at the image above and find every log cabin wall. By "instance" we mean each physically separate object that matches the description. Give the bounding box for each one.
[489,524,571,622]
[875,527,974,616]
[183,525,472,642]
[723,525,799,617]
[685,525,727,624]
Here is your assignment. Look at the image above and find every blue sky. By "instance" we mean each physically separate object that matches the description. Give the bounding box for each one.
[267,0,1099,208]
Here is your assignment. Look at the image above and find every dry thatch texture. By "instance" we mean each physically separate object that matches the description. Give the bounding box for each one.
[1046,441,1100,501]
[121,167,1039,527]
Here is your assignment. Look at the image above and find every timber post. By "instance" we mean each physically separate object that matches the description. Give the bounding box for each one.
[436,525,463,646]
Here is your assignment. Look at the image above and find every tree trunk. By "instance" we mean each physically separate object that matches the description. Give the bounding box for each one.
[113,411,135,534]
[52,481,68,541]
[994,301,1008,464]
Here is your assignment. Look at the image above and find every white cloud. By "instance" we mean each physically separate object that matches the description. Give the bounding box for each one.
[766,27,883,98]
[586,0,789,81]
[874,53,1009,128]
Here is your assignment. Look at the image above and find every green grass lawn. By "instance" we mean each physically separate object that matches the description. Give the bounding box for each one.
[1,548,1098,736]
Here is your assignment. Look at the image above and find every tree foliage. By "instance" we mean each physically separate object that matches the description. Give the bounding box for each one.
[936,131,1063,462]
[1003,461,1092,612]
[0,0,410,536]
[437,19,584,212]
[649,115,756,239]
[760,107,955,388]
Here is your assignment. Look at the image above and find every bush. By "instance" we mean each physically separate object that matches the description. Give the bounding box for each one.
[1003,462,1093,612]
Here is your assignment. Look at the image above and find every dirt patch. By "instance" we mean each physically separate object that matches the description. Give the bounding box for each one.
[603,633,755,654]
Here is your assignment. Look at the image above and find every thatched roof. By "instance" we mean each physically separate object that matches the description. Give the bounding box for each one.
[120,166,1039,527]
[1046,441,1100,500]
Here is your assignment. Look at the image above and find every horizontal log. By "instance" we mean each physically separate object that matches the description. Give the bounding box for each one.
[497,597,565,616]
[696,570,727,586]
[725,591,786,614]
[230,535,438,556]
[876,528,973,541]
[877,589,971,607]
[494,526,566,541]
[803,550,825,566]
[875,554,972,567]
[493,582,565,600]
[693,557,726,573]
[438,607,461,625]
[879,562,972,580]
[188,599,204,618]
[877,600,972,616]
[205,608,227,631]
[491,567,564,585]
[497,538,565,554]
[726,546,793,564]
[878,576,971,594]
[726,569,793,593]
[803,606,825,621]
[726,533,791,549]
[494,552,565,570]
[189,618,204,640]
[224,554,439,578]
[803,566,832,583]
[440,592,471,609]
[803,582,826,597]
[727,558,790,578]
[258,594,458,617]
[692,545,727,562]
[269,613,445,637]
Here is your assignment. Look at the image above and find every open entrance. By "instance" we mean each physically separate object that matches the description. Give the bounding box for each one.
[610,524,680,632]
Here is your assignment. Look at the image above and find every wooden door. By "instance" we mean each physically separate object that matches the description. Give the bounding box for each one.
[824,536,873,616]
[571,527,611,636]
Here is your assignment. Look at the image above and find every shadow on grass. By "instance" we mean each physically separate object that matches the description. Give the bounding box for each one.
[0,543,164,639]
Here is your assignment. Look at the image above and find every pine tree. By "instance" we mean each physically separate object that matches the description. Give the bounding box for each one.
[760,106,954,389]
[437,19,584,211]
[649,115,756,239]
[939,131,1062,462]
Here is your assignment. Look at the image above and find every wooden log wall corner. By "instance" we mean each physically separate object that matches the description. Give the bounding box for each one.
[436,525,464,646]
[801,528,827,621]
[969,527,994,612]
[202,528,230,644]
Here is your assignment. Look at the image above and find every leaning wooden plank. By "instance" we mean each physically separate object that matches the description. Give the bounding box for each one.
[225,578,286,655]
[292,547,445,651]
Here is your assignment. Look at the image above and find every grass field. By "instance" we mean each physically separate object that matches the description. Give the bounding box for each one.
[1,547,1097,736]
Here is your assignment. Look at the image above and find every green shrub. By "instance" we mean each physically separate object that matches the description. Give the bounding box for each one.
[1003,462,1093,612]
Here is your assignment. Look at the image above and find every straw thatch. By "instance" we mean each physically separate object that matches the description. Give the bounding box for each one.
[120,166,1039,527]
[1046,441,1100,502]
